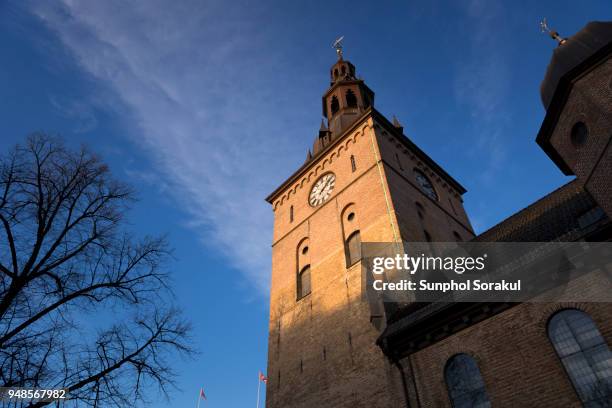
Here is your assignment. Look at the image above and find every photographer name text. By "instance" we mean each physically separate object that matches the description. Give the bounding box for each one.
[372,279,521,292]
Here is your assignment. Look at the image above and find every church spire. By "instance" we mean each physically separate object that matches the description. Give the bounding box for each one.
[307,38,376,161]
[323,40,374,135]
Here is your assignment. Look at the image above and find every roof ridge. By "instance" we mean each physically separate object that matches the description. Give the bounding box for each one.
[473,179,581,240]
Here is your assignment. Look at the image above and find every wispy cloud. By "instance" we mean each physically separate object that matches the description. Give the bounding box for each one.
[30,0,308,295]
[28,0,518,291]
[49,95,98,134]
[453,0,512,184]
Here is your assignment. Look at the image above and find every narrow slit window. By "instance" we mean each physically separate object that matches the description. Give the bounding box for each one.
[416,202,425,220]
[449,198,458,215]
[395,153,404,171]
[350,155,356,172]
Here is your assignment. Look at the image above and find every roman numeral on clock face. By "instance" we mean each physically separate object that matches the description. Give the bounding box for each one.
[309,173,336,207]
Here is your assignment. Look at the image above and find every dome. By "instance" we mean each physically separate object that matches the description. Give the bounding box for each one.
[540,21,612,109]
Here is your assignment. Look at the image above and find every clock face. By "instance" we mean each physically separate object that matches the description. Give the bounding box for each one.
[415,170,438,201]
[309,173,336,207]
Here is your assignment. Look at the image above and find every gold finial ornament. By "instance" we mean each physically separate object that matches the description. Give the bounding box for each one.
[332,36,344,60]
[540,18,567,45]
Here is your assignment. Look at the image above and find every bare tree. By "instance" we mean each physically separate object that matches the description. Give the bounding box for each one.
[0,134,192,407]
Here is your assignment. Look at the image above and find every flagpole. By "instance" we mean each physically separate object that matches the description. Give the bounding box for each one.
[256,373,261,408]
[196,389,202,408]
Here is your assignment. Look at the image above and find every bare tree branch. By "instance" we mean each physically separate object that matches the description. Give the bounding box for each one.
[0,134,193,407]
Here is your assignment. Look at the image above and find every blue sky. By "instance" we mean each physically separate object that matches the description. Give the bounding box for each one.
[1,1,610,406]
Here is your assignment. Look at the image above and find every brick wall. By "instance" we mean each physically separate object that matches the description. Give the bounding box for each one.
[398,301,611,407]
[266,116,405,407]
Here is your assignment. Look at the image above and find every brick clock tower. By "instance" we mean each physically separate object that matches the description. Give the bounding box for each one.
[264,44,474,407]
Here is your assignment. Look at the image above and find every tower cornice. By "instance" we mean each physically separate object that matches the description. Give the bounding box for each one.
[321,79,374,99]
[265,107,374,205]
[265,108,467,205]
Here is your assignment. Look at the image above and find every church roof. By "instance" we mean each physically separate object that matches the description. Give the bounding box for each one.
[540,21,612,109]
[472,179,604,242]
[537,21,612,175]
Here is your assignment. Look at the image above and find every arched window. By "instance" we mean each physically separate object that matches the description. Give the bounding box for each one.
[331,96,340,115]
[350,155,356,172]
[297,265,311,299]
[346,90,357,108]
[445,354,491,408]
[341,65,346,75]
[345,231,361,267]
[548,309,612,405]
[297,238,310,300]
[333,69,338,79]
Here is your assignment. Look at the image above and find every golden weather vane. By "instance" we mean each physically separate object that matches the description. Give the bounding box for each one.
[332,36,344,60]
[540,18,567,45]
